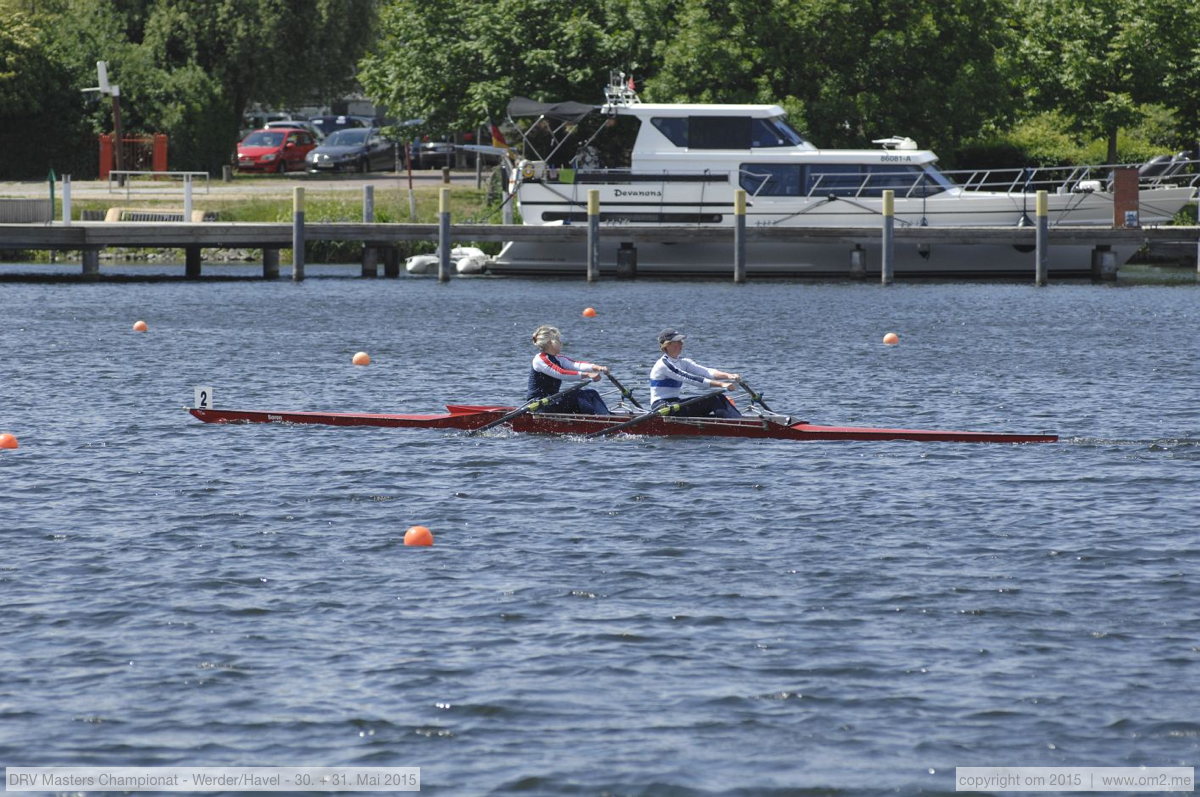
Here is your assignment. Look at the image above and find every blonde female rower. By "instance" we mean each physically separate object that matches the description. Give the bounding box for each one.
[527,325,612,415]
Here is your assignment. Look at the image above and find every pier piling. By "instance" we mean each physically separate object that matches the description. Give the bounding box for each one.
[587,189,600,282]
[1035,190,1048,286]
[62,175,71,226]
[733,190,747,283]
[881,190,894,285]
[849,245,866,279]
[437,187,451,282]
[292,187,305,282]
[185,246,201,278]
[82,248,100,276]
[361,185,377,277]
[263,248,280,279]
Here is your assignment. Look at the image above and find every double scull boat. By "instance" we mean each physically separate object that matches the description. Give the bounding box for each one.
[188,403,1058,444]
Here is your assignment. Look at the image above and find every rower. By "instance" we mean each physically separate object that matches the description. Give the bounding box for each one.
[649,329,742,418]
[527,325,612,415]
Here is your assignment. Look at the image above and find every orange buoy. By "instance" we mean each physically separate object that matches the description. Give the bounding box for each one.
[404,525,434,546]
[0,433,18,449]
[132,320,148,332]
[882,332,900,345]
[582,307,597,317]
[352,351,371,366]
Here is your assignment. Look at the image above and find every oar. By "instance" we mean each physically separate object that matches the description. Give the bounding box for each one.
[605,371,644,409]
[585,389,729,438]
[737,379,777,413]
[467,379,591,435]
[736,379,807,424]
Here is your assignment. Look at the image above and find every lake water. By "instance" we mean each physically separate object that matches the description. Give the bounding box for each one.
[2,264,1198,795]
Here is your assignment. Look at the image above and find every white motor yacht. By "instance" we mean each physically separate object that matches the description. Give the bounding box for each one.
[490,73,1197,277]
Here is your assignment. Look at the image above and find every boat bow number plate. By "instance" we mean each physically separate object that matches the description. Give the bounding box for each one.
[194,386,213,410]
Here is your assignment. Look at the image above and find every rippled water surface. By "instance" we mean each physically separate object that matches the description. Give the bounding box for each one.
[2,267,1198,795]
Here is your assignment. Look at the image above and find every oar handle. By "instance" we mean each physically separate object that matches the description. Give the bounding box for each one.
[468,379,591,435]
[736,379,775,413]
[604,371,644,409]
[585,388,728,439]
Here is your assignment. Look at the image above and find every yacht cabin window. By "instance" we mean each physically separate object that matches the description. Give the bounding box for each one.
[740,163,948,198]
[651,115,807,149]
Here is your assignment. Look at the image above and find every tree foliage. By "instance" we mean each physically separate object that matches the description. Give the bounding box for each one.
[648,0,1015,154]
[359,0,657,137]
[0,9,92,177]
[0,0,376,177]
[1011,0,1192,162]
[5,0,1200,181]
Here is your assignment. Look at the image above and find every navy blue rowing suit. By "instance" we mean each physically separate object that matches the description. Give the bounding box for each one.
[527,352,611,415]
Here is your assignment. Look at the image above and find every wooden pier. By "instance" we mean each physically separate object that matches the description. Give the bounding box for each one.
[2,217,1199,280]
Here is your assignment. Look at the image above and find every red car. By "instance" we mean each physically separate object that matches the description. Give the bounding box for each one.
[236,127,318,173]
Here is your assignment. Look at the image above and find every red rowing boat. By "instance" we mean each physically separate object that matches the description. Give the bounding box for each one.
[188,403,1058,444]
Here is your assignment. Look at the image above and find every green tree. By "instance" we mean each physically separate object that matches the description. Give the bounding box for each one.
[359,0,659,137]
[650,0,1014,156]
[1,0,378,176]
[0,10,93,178]
[1011,0,1180,163]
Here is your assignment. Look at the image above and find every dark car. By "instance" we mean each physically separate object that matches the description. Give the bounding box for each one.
[409,140,456,169]
[236,127,318,173]
[306,127,395,174]
[309,115,369,139]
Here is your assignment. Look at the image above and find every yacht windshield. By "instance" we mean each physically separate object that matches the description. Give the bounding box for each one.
[651,114,809,149]
[752,116,807,148]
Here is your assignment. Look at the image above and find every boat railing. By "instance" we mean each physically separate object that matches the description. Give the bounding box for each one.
[942,156,1200,196]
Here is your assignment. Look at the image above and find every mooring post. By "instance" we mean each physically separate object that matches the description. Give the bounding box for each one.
[1035,189,1048,286]
[361,185,377,277]
[185,246,201,278]
[587,189,600,282]
[263,248,280,279]
[733,189,747,283]
[881,189,895,285]
[1091,245,1117,281]
[82,248,100,276]
[61,175,71,226]
[183,174,193,222]
[292,187,305,281]
[438,187,451,282]
[849,245,866,279]
[383,246,400,278]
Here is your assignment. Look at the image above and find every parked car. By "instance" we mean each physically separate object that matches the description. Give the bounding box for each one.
[236,127,318,173]
[409,140,456,169]
[309,115,369,139]
[306,127,395,174]
[265,119,325,141]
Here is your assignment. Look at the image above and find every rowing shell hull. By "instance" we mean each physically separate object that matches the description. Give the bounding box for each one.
[188,405,1057,444]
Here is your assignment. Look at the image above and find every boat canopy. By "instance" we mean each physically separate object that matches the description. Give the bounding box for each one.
[506,97,596,122]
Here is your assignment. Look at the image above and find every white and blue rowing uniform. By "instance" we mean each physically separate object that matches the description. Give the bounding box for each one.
[527,352,611,415]
[649,354,741,418]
